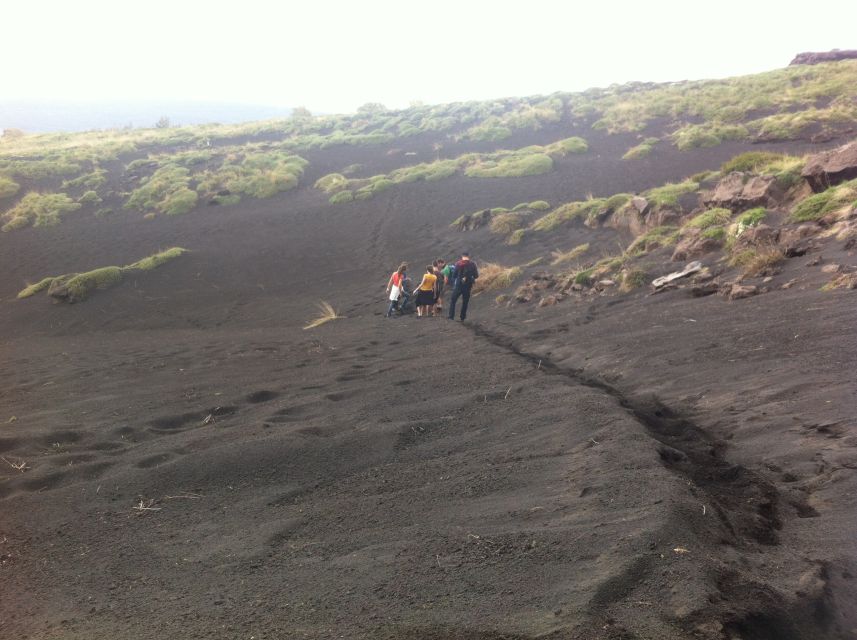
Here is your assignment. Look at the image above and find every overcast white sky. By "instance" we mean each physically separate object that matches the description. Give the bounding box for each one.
[4,0,856,113]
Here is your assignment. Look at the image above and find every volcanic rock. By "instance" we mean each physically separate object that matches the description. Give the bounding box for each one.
[706,172,781,210]
[801,140,857,192]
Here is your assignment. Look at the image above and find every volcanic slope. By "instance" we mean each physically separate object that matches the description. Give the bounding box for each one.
[2,63,857,639]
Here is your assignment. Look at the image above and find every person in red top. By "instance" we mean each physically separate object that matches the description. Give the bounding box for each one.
[385,263,407,317]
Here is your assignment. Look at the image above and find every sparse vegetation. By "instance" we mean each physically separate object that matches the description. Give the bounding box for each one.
[507,229,526,245]
[464,153,554,178]
[17,247,188,301]
[2,192,81,231]
[646,180,699,208]
[473,263,522,292]
[790,179,857,222]
[329,190,354,204]
[490,213,527,235]
[0,175,21,199]
[620,268,648,292]
[623,138,658,160]
[125,165,197,216]
[729,246,786,277]
[551,243,590,265]
[627,226,680,256]
[685,208,732,229]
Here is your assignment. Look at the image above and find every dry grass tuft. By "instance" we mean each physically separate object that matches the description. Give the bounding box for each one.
[473,263,522,293]
[303,301,343,330]
[551,243,590,265]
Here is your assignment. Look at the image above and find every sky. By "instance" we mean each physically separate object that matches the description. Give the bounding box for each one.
[4,0,857,114]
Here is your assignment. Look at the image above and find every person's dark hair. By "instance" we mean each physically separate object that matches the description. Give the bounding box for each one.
[437,258,445,266]
[426,265,433,273]
[397,262,407,275]
[462,251,470,257]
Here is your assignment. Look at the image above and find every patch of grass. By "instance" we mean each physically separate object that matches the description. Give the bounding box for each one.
[672,123,748,150]
[507,229,526,245]
[18,247,189,301]
[735,247,786,277]
[64,267,124,300]
[329,190,354,204]
[721,151,784,174]
[197,151,307,200]
[701,226,727,241]
[522,256,544,267]
[620,268,648,292]
[551,243,590,265]
[303,301,342,330]
[0,175,21,199]
[622,137,658,160]
[789,179,857,222]
[573,268,595,286]
[546,136,588,154]
[646,180,699,208]
[473,263,522,292]
[17,277,55,299]
[124,247,187,271]
[528,200,550,210]
[685,207,732,229]
[314,173,349,193]
[1,192,81,231]
[490,213,526,235]
[464,153,553,178]
[736,207,767,229]
[627,225,680,256]
[78,190,101,204]
[125,165,196,215]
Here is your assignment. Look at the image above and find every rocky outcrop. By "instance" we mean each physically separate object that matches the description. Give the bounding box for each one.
[705,172,782,210]
[801,140,857,192]
[453,209,492,231]
[790,50,857,66]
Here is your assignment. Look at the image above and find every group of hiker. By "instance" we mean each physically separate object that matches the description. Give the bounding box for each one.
[385,252,479,321]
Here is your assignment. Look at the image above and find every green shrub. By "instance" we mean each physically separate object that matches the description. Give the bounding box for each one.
[551,243,590,265]
[790,191,833,222]
[620,269,648,292]
[574,268,595,286]
[721,151,784,174]
[646,180,699,208]
[161,187,198,215]
[528,200,550,210]
[125,247,187,271]
[330,190,354,204]
[1,192,81,231]
[737,207,767,227]
[211,194,241,206]
[686,208,732,229]
[701,226,727,241]
[490,213,525,235]
[465,153,553,178]
[78,190,101,204]
[673,123,747,150]
[507,229,526,245]
[547,136,588,155]
[627,226,680,255]
[126,165,195,215]
[17,277,55,299]
[314,173,348,193]
[622,138,658,160]
[0,175,21,199]
[65,266,124,300]
[788,180,857,221]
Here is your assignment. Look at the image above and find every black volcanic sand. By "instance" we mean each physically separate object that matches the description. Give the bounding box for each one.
[1,123,856,639]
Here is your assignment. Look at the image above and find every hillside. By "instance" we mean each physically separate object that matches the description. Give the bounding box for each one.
[1,61,856,640]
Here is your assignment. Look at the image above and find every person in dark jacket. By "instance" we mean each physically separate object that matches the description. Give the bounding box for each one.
[447,252,479,321]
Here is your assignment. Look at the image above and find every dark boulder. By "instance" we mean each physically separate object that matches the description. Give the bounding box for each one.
[801,140,857,192]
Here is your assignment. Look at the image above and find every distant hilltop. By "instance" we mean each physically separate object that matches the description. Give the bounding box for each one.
[790,49,857,65]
